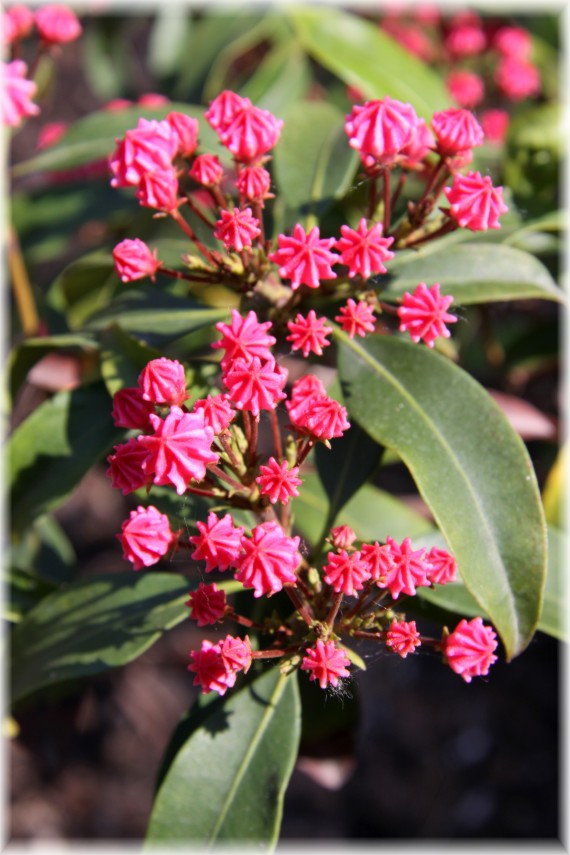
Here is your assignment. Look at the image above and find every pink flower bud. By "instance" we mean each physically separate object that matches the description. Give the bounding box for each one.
[335,298,376,339]
[35,4,81,43]
[2,60,39,128]
[444,23,486,57]
[235,165,273,203]
[217,100,283,164]
[189,153,224,186]
[223,355,287,417]
[380,536,429,599]
[3,5,35,44]
[234,521,301,598]
[335,218,394,279]
[480,109,509,146]
[136,167,179,213]
[110,118,178,188]
[323,549,371,596]
[214,207,261,251]
[444,617,498,682]
[205,90,248,134]
[330,525,357,550]
[186,582,227,627]
[112,238,162,283]
[213,309,275,371]
[495,57,540,101]
[118,505,176,570]
[137,93,169,108]
[345,97,419,166]
[106,438,151,495]
[167,111,199,157]
[397,282,457,348]
[189,511,244,572]
[268,224,339,290]
[446,70,485,109]
[286,310,333,358]
[386,620,421,657]
[444,171,508,231]
[36,121,68,150]
[111,387,154,431]
[256,457,302,505]
[431,107,484,156]
[493,26,532,60]
[301,640,351,689]
[138,357,188,406]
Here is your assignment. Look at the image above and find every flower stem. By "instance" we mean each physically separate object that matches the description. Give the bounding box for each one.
[285,587,314,627]
[269,408,283,461]
[382,167,392,235]
[172,209,219,267]
[326,592,344,631]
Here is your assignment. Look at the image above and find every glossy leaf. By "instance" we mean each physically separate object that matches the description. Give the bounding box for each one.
[337,332,547,659]
[382,243,564,305]
[9,382,124,534]
[145,668,300,846]
[240,41,310,115]
[289,7,448,119]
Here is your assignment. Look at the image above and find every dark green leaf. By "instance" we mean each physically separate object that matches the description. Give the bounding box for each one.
[289,7,448,119]
[145,668,300,846]
[382,243,564,305]
[240,40,310,116]
[9,382,123,534]
[337,332,547,659]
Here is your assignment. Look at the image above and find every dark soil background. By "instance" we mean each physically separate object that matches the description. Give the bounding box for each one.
[8,11,564,846]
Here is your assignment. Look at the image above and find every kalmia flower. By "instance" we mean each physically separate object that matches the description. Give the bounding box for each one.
[136,167,179,213]
[397,282,457,348]
[189,153,224,187]
[301,640,351,689]
[106,438,152,495]
[189,512,244,572]
[235,166,273,203]
[447,70,485,109]
[186,582,227,627]
[425,547,457,586]
[234,521,301,598]
[217,99,283,163]
[385,620,422,658]
[223,356,287,417]
[336,218,395,279]
[431,108,484,156]
[286,375,326,424]
[335,299,376,339]
[110,118,178,188]
[380,537,429,599]
[118,505,176,570]
[214,207,261,251]
[330,526,357,550]
[205,90,248,134]
[480,109,509,145]
[323,550,371,596]
[213,309,275,370]
[138,93,170,108]
[138,357,188,406]
[381,20,435,61]
[2,60,39,127]
[111,386,154,431]
[495,57,540,101]
[37,121,68,150]
[188,640,233,696]
[3,5,35,43]
[444,171,508,231]
[345,97,418,165]
[303,396,351,441]
[493,26,532,60]
[444,617,498,683]
[359,541,394,582]
[167,112,199,157]
[286,310,333,358]
[219,635,252,675]
[444,23,485,57]
[256,458,302,505]
[112,238,162,283]
[35,4,81,43]
[138,407,218,495]
[269,224,338,290]
[193,394,235,434]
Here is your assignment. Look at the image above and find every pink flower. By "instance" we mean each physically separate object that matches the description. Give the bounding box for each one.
[493,26,532,60]
[110,118,178,188]
[431,108,484,156]
[36,121,68,150]
[112,238,162,283]
[188,640,233,695]
[380,536,429,599]
[105,98,132,112]
[323,549,370,596]
[111,386,154,431]
[234,521,301,598]
[136,167,179,213]
[444,171,508,231]
[397,282,457,348]
[193,394,235,434]
[444,23,485,57]
[335,299,376,339]
[359,541,394,582]
[3,6,35,43]
[301,640,351,689]
[138,93,170,108]
[213,309,275,370]
[189,511,244,572]
[138,407,219,495]
[189,153,224,187]
[425,547,457,586]
[118,505,176,570]
[330,525,357,550]
[166,112,199,157]
[217,100,283,163]
[345,97,418,165]
[235,166,273,203]
[447,70,485,109]
[335,218,395,279]
[106,438,152,495]
[223,356,287,417]
[268,224,339,290]
[400,117,435,169]
[286,386,350,442]
[385,619,421,657]
[35,4,81,43]
[205,90,248,134]
[480,109,509,145]
[214,207,261,251]
[495,57,540,101]
[219,635,252,675]
[444,617,498,682]
[186,582,227,627]
[2,60,39,128]
[286,310,333,358]
[138,357,188,406]
[256,457,302,505]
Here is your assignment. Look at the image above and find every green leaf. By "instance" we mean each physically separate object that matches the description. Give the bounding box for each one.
[382,243,564,305]
[273,99,358,226]
[9,382,123,534]
[337,332,547,659]
[240,41,310,116]
[289,7,448,120]
[542,445,565,528]
[10,572,190,703]
[145,668,300,846]
[148,8,192,79]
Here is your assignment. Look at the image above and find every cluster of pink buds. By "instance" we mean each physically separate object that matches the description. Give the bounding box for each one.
[106,88,504,694]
